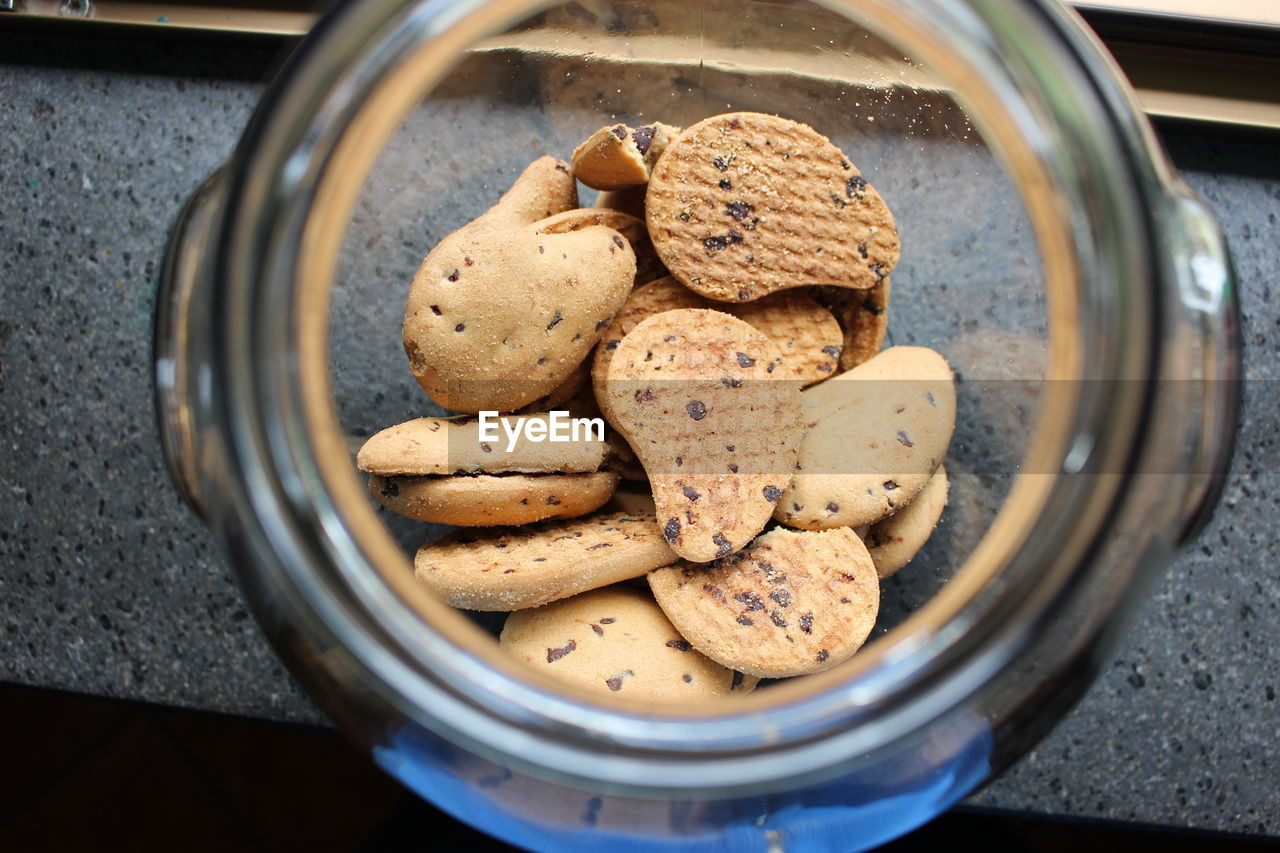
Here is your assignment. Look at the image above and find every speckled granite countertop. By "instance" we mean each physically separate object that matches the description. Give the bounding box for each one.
[1,27,1277,839]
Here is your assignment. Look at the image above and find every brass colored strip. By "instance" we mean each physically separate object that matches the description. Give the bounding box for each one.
[3,1,1277,130]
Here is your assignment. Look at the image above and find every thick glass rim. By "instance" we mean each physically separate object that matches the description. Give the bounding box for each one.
[210,0,1164,794]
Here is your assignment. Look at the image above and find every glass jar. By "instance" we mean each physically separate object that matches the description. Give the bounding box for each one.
[154,0,1240,849]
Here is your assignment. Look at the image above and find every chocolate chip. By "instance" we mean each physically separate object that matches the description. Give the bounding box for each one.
[857,243,868,259]
[546,496,561,505]
[604,340,619,350]
[727,229,743,244]
[682,485,701,501]
[703,584,725,599]
[590,623,604,636]
[675,456,683,467]
[826,502,840,513]
[429,305,442,315]
[816,649,829,663]
[632,125,656,154]
[380,479,400,498]
[926,391,937,407]
[586,542,613,550]
[611,125,628,140]
[666,639,691,652]
[897,430,914,448]
[817,364,832,372]
[769,588,792,607]
[725,201,752,220]
[612,234,625,250]
[605,670,634,691]
[726,445,735,452]
[829,193,846,209]
[738,288,753,300]
[736,615,755,626]
[447,269,460,282]
[766,362,776,373]
[538,245,545,254]
[718,178,732,191]
[736,352,755,368]
[763,485,782,502]
[869,263,886,282]
[734,591,763,611]
[884,480,899,491]
[846,175,867,197]
[822,345,841,359]
[464,256,474,266]
[547,640,576,662]
[663,334,677,342]
[635,389,655,403]
[770,611,788,628]
[554,162,569,173]
[664,518,681,542]
[727,464,738,473]
[682,673,693,683]
[599,617,616,624]
[720,377,742,388]
[703,235,732,252]
[454,323,466,332]
[713,155,732,171]
[686,400,707,420]
[480,443,492,453]
[713,532,732,557]
[547,311,563,330]
[799,613,813,634]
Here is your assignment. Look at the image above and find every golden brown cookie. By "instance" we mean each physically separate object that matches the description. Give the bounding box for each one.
[592,278,842,399]
[356,413,607,477]
[600,309,803,562]
[414,512,678,610]
[403,157,635,413]
[646,112,899,301]
[648,526,879,678]
[572,122,681,190]
[595,185,648,220]
[500,585,758,701]
[776,346,955,530]
[864,464,948,578]
[810,277,892,371]
[368,471,618,526]
[533,207,666,285]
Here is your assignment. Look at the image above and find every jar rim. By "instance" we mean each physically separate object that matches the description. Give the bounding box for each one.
[210,0,1168,794]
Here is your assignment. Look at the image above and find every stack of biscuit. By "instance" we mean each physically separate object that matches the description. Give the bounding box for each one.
[358,112,956,702]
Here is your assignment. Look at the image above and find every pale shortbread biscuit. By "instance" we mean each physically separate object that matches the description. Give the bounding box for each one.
[649,527,878,678]
[572,122,681,190]
[592,278,841,399]
[403,157,635,413]
[776,346,955,530]
[600,309,802,562]
[646,112,899,301]
[414,512,677,610]
[811,277,891,371]
[356,413,607,477]
[864,464,948,578]
[368,472,618,526]
[501,585,757,701]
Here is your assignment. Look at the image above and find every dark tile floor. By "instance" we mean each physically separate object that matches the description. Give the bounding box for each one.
[0,683,1273,852]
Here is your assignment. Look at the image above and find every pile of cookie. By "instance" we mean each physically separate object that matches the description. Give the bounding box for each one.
[358,112,955,702]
